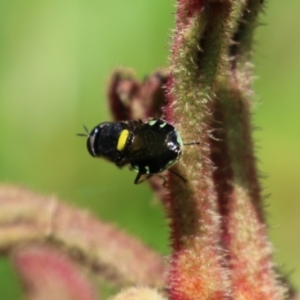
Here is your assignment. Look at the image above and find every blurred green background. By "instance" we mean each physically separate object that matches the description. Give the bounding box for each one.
[0,1,299,298]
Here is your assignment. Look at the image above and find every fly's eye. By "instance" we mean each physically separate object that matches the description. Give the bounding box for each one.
[87,127,100,157]
[117,129,130,151]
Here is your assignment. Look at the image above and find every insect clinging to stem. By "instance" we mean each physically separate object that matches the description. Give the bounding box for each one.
[77,118,198,184]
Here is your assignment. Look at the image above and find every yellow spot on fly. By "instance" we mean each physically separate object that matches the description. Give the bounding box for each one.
[117,129,129,151]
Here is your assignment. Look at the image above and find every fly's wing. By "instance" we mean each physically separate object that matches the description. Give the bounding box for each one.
[127,124,170,174]
[127,134,149,160]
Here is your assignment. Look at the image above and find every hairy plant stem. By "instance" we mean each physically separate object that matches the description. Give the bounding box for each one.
[164,1,287,299]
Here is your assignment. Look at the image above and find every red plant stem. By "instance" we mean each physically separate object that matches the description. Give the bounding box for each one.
[165,1,233,299]
[13,244,98,300]
[0,185,165,289]
[165,0,287,299]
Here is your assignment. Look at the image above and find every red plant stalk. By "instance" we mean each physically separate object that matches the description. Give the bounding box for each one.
[13,244,98,300]
[0,185,165,293]
[164,0,288,299]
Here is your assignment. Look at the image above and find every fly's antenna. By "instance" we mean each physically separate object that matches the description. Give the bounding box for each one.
[76,125,90,137]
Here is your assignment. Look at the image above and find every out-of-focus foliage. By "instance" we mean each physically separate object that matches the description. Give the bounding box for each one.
[0,1,299,298]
